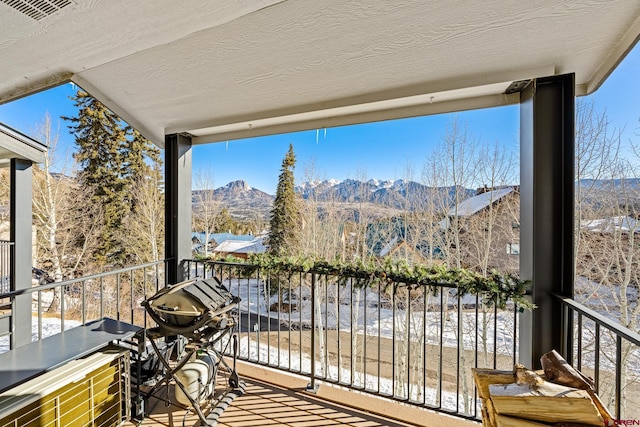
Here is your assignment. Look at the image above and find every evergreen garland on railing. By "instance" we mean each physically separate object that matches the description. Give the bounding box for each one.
[213,253,533,310]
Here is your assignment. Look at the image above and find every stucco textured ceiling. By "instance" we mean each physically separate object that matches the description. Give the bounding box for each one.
[0,0,639,146]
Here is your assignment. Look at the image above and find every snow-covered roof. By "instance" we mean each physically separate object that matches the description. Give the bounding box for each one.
[378,236,399,257]
[447,188,514,217]
[580,216,640,234]
[191,232,255,244]
[213,239,266,255]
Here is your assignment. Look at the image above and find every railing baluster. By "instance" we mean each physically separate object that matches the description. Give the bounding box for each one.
[60,284,65,331]
[130,269,134,324]
[615,335,622,420]
[256,268,262,364]
[37,289,42,340]
[287,272,293,370]
[422,288,427,406]
[391,282,396,397]
[267,273,271,367]
[100,276,104,319]
[512,303,517,367]
[82,281,86,325]
[577,311,582,372]
[116,274,121,321]
[298,270,302,374]
[456,293,461,414]
[493,302,498,369]
[377,282,381,394]
[595,323,600,394]
[350,276,354,388]
[438,290,443,409]
[363,284,368,390]
[277,275,282,368]
[308,272,316,391]
[406,284,411,401]
[246,266,251,363]
[143,267,148,330]
[474,294,479,418]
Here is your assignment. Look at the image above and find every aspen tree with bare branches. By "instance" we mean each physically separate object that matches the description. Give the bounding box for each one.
[573,100,640,414]
[192,168,219,257]
[32,113,102,311]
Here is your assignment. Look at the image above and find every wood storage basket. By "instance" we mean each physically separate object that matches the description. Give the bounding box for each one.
[472,351,617,427]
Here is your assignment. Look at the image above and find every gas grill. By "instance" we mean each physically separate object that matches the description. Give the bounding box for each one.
[138,277,243,426]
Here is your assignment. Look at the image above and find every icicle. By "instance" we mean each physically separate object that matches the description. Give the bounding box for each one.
[324,128,327,140]
[316,129,319,144]
[225,141,229,151]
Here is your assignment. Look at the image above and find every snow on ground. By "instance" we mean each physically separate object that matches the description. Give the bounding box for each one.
[221,277,517,353]
[219,276,640,376]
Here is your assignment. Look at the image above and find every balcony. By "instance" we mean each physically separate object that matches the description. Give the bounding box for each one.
[0,258,637,426]
[0,2,639,426]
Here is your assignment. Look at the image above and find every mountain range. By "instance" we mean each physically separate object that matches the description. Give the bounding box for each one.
[193,179,477,221]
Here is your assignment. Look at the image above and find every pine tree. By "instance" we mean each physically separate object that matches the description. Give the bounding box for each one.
[268,144,300,255]
[214,208,235,233]
[65,91,160,265]
[122,130,161,192]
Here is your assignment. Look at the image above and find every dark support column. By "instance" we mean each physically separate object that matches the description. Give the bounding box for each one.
[519,74,575,369]
[10,159,33,349]
[165,134,192,285]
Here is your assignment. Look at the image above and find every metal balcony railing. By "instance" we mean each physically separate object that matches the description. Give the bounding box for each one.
[186,259,521,420]
[0,241,13,295]
[6,258,636,422]
[0,260,167,349]
[556,294,640,421]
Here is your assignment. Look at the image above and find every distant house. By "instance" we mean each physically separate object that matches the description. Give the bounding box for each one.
[191,232,257,256]
[580,216,640,234]
[378,236,437,264]
[212,238,267,259]
[439,186,520,273]
[366,217,441,265]
[439,187,516,229]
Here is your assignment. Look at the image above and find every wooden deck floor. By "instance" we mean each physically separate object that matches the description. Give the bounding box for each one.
[129,377,416,427]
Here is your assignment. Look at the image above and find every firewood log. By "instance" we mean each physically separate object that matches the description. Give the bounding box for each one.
[514,364,544,387]
[489,382,604,426]
[540,350,615,426]
[472,368,516,399]
[540,350,594,390]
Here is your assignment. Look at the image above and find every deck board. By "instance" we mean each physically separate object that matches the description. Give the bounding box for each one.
[128,376,416,427]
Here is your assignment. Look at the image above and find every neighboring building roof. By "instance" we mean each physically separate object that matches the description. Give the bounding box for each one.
[211,232,255,244]
[378,236,399,258]
[191,232,255,245]
[213,239,266,255]
[447,188,514,217]
[580,216,640,234]
[0,122,47,164]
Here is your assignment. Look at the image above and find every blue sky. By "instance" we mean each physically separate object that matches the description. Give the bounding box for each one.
[1,45,638,195]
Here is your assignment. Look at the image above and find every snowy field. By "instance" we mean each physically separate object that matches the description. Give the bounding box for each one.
[220,276,640,402]
[221,277,518,353]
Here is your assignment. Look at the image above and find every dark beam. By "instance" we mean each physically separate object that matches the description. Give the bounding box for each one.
[519,74,575,368]
[165,134,193,285]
